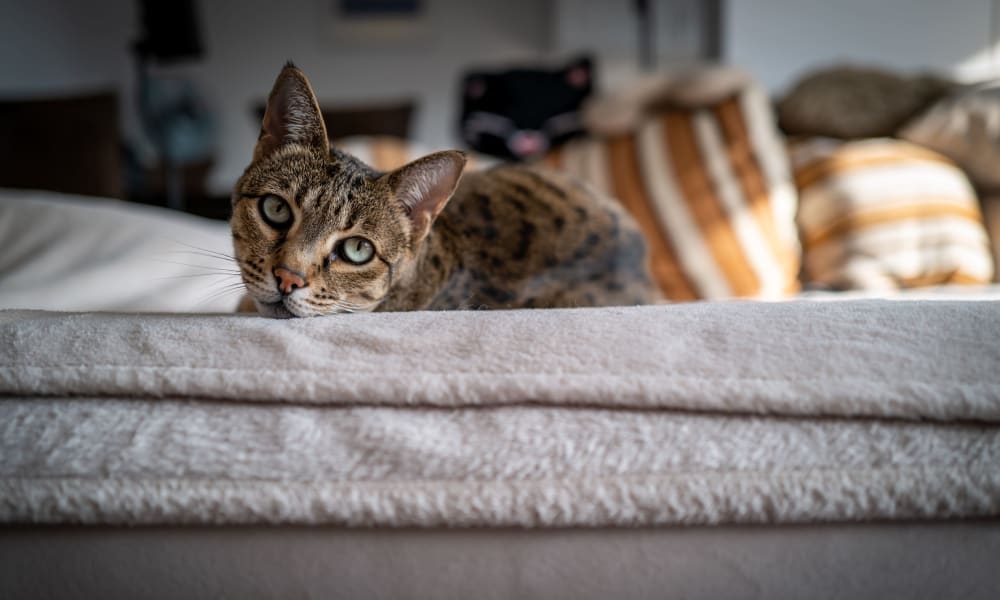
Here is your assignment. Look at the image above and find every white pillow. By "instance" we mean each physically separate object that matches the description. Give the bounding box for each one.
[0,189,241,312]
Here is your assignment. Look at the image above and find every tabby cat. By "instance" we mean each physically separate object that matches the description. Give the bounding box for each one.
[232,64,659,317]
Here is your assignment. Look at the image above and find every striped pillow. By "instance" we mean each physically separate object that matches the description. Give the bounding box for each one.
[544,87,800,300]
[984,197,1000,282]
[790,137,994,290]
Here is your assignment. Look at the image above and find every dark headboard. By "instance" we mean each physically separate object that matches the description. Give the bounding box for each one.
[0,92,123,199]
[254,99,415,141]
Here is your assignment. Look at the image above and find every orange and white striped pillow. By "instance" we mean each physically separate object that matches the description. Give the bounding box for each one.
[790,137,994,290]
[544,87,800,300]
[983,197,1000,282]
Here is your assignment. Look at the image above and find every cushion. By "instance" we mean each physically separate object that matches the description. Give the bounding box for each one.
[777,66,954,139]
[898,80,1000,193]
[0,189,239,312]
[983,196,1000,283]
[789,137,994,290]
[545,71,800,300]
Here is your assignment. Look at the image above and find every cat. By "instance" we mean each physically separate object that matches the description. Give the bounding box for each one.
[460,56,592,161]
[232,63,660,317]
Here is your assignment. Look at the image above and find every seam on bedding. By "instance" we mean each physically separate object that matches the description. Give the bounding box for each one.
[2,365,997,387]
[4,462,996,487]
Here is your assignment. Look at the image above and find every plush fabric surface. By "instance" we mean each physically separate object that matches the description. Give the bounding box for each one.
[545,71,800,301]
[2,301,999,527]
[790,137,994,290]
[899,80,1000,193]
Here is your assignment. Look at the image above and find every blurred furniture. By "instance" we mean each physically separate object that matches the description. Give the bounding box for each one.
[0,92,123,199]
[254,99,415,141]
[136,158,223,220]
[133,0,208,212]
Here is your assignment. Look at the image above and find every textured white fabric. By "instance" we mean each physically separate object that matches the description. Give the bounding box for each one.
[1,301,999,527]
[2,302,999,419]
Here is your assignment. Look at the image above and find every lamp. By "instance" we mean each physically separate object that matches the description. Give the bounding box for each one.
[133,0,207,211]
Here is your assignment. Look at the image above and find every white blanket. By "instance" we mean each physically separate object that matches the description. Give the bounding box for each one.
[2,301,999,527]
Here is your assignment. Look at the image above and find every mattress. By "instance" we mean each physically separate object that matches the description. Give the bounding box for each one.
[2,522,999,600]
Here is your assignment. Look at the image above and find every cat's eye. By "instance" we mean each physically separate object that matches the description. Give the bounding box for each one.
[336,237,375,265]
[259,195,292,228]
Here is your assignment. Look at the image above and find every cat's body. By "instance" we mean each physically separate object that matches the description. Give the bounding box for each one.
[232,64,659,317]
[377,163,655,311]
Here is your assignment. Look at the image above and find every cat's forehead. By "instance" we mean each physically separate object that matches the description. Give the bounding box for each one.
[242,146,379,200]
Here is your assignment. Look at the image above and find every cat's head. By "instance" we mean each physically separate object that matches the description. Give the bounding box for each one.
[232,63,466,318]
[460,56,592,160]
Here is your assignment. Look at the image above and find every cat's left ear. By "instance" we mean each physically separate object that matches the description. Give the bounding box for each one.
[254,63,329,161]
[385,151,467,241]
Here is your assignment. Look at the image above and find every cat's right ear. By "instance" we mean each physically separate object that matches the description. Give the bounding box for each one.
[254,63,329,162]
[385,151,467,242]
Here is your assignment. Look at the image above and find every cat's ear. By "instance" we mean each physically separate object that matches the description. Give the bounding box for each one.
[254,63,329,161]
[385,151,467,241]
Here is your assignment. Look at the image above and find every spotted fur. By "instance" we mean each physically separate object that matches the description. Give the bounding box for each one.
[232,64,660,317]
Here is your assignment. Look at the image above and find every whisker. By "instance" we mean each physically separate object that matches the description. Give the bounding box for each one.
[151,272,243,281]
[196,282,248,307]
[149,258,242,273]
[169,241,238,262]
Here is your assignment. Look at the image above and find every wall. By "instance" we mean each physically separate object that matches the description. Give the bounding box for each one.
[726,0,1000,93]
[1,0,998,196]
[0,0,550,195]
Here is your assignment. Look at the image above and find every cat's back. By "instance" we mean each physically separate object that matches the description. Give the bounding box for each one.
[435,164,660,308]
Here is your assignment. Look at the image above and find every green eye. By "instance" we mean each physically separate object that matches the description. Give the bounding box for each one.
[337,236,375,265]
[259,195,292,228]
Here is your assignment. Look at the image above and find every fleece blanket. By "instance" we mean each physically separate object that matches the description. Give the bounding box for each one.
[1,301,999,527]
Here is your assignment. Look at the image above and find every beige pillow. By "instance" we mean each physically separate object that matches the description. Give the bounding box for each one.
[898,81,1000,193]
[778,66,954,139]
[790,137,994,290]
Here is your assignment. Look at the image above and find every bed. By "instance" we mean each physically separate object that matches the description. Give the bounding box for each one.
[1,190,999,599]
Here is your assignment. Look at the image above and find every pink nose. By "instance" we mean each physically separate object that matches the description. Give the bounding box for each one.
[273,266,307,294]
[508,130,548,157]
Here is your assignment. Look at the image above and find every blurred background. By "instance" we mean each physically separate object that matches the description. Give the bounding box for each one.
[0,0,997,219]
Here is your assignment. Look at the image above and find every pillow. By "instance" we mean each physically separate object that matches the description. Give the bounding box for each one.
[789,138,994,290]
[459,56,593,161]
[544,70,801,300]
[898,80,1000,193]
[777,65,954,139]
[0,189,240,312]
[982,196,1000,282]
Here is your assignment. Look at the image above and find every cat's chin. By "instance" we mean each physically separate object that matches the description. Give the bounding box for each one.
[253,300,296,319]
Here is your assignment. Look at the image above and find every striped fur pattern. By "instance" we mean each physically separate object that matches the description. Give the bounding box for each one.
[789,137,995,290]
[545,85,800,300]
[232,65,660,317]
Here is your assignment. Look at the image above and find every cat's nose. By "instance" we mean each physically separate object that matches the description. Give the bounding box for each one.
[273,266,308,294]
